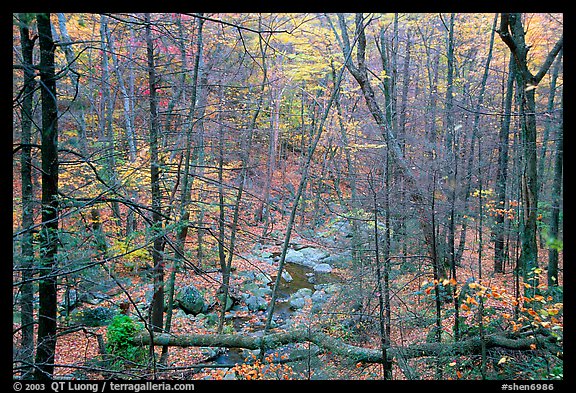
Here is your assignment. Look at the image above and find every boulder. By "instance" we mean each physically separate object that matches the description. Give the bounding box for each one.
[313,263,332,274]
[237,270,256,281]
[300,247,329,262]
[289,296,306,310]
[294,288,313,298]
[288,287,313,310]
[314,283,340,294]
[285,249,308,266]
[311,290,331,314]
[321,252,352,268]
[255,272,273,285]
[176,284,207,316]
[69,306,117,327]
[285,247,329,268]
[217,293,234,312]
[241,281,272,298]
[245,295,268,312]
[281,270,293,283]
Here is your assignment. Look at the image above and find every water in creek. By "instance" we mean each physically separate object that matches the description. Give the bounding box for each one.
[212,262,337,366]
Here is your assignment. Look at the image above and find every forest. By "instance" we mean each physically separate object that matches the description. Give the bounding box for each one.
[12,13,563,381]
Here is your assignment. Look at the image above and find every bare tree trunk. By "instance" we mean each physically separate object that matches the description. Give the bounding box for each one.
[55,14,88,156]
[104,16,137,162]
[17,13,36,380]
[103,15,139,235]
[328,58,362,270]
[368,171,392,379]
[261,33,352,339]
[430,172,443,379]
[98,15,122,222]
[547,102,562,289]
[494,54,515,273]
[258,86,283,237]
[335,13,442,277]
[145,13,165,334]
[537,49,562,199]
[498,13,563,285]
[218,17,268,334]
[161,13,205,364]
[477,136,487,380]
[35,12,59,380]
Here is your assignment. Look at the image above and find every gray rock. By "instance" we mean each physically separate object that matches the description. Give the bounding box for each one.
[311,290,330,304]
[289,296,306,310]
[242,348,261,360]
[241,281,272,299]
[260,251,273,259]
[245,295,268,312]
[255,272,273,285]
[203,312,220,327]
[288,287,313,310]
[174,309,189,319]
[313,263,333,274]
[69,306,117,327]
[237,271,256,281]
[300,247,330,262]
[241,281,260,294]
[254,286,272,298]
[217,293,234,312]
[285,247,329,268]
[176,284,207,315]
[200,347,219,359]
[285,249,308,266]
[321,252,352,268]
[310,290,331,314]
[314,283,340,294]
[294,288,313,298]
[78,291,109,305]
[281,270,293,283]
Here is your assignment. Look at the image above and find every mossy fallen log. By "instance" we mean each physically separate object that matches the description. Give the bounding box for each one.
[131,328,561,364]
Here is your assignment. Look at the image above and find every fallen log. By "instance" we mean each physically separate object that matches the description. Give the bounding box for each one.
[131,328,562,364]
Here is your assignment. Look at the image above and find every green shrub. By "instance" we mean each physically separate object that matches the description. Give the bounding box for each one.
[106,315,146,365]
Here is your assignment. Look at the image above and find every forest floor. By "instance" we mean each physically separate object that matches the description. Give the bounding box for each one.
[12,220,562,380]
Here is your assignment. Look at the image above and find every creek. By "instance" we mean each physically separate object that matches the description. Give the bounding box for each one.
[211,261,339,366]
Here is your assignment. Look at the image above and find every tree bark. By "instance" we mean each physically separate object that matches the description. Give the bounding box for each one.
[103,16,137,162]
[162,13,205,364]
[133,329,561,364]
[497,13,563,285]
[494,53,515,273]
[17,12,36,380]
[537,49,562,198]
[35,12,59,380]
[145,13,165,333]
[98,15,122,222]
[547,101,562,288]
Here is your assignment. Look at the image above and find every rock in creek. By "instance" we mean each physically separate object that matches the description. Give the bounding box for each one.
[313,263,333,274]
[245,294,268,312]
[176,284,208,316]
[285,247,329,268]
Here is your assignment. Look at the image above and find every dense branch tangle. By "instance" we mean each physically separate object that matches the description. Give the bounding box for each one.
[12,12,563,380]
